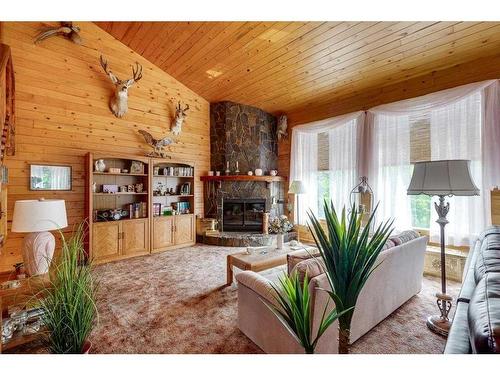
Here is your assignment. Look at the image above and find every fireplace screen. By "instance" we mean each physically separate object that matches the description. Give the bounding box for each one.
[222,199,265,232]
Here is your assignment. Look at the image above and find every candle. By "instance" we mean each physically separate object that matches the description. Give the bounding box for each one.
[236,161,239,168]
[226,161,229,168]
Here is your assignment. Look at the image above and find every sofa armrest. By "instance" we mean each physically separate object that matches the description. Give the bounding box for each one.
[287,247,320,275]
[235,271,277,305]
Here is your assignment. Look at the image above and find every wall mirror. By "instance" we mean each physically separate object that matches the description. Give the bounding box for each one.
[30,164,72,191]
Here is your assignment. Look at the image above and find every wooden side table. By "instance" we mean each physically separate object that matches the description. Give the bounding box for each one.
[0,273,50,353]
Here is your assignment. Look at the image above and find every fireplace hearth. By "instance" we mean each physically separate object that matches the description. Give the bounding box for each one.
[222,198,265,232]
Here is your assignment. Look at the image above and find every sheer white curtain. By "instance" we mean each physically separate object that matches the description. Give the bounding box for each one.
[429,92,483,246]
[368,113,413,230]
[367,79,500,243]
[289,111,364,224]
[328,118,359,211]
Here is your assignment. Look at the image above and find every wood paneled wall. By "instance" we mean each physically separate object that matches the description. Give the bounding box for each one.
[280,53,500,236]
[0,22,210,273]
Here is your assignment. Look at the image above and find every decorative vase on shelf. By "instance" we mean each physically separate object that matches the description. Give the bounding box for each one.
[277,233,284,250]
[255,168,263,176]
[94,159,106,172]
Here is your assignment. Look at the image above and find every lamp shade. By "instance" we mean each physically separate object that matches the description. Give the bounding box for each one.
[289,180,307,194]
[12,199,68,233]
[407,160,479,197]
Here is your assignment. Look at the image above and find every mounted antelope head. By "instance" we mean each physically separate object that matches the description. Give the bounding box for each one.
[171,101,190,136]
[99,55,143,118]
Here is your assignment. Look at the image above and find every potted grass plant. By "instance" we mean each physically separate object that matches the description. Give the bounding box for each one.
[39,221,98,354]
[308,202,393,354]
[265,271,351,354]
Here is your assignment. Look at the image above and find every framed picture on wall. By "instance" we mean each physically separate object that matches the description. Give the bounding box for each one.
[30,164,72,191]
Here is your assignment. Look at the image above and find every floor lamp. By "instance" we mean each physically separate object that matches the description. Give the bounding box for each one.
[407,160,479,336]
[289,180,307,224]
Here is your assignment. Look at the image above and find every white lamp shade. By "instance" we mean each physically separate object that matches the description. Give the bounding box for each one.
[289,180,307,194]
[12,199,68,233]
[407,160,479,197]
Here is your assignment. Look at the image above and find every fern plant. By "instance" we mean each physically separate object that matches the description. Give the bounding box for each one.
[39,222,98,353]
[265,271,351,354]
[308,202,393,354]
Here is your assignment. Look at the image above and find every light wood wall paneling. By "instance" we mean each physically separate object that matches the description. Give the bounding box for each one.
[0,22,210,272]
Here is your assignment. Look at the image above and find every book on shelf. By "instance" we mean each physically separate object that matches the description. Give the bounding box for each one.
[159,166,194,177]
[128,202,147,219]
[172,201,190,214]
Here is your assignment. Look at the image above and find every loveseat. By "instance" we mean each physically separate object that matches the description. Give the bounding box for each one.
[444,226,500,354]
[236,231,428,353]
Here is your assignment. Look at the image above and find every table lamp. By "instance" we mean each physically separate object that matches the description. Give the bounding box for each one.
[289,180,307,224]
[12,198,68,276]
[407,160,479,336]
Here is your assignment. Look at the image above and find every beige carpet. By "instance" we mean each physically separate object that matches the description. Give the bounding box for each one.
[85,244,460,354]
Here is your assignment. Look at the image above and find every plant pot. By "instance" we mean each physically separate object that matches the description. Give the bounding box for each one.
[277,233,284,250]
[81,340,92,354]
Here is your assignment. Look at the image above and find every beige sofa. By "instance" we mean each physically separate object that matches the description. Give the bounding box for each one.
[236,235,428,353]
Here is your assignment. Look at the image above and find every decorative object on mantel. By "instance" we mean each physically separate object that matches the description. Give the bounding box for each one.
[254,168,263,176]
[138,130,174,159]
[270,170,278,176]
[99,55,143,118]
[12,199,68,276]
[216,171,221,176]
[171,101,190,136]
[208,171,214,176]
[277,114,288,141]
[94,159,105,172]
[247,171,253,176]
[34,22,82,45]
[407,159,479,337]
[288,180,306,224]
[225,161,231,176]
[268,215,293,250]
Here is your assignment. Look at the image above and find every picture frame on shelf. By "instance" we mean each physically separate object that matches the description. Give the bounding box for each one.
[130,161,144,174]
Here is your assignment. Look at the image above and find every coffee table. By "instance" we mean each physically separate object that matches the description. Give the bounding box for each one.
[226,244,316,286]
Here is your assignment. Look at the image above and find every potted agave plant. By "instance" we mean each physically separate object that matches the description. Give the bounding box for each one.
[265,271,351,354]
[308,202,393,354]
[268,215,293,250]
[39,222,98,354]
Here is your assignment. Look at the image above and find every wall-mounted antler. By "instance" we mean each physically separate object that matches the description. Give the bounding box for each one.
[99,55,143,118]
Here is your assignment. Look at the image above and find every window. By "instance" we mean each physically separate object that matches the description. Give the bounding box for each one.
[409,115,431,229]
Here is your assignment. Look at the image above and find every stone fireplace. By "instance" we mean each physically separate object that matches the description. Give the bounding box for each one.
[205,101,285,231]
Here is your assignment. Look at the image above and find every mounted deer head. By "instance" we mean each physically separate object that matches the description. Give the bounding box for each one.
[171,101,190,136]
[99,55,143,118]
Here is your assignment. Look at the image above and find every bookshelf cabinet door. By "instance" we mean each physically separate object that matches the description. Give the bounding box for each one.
[92,221,121,261]
[122,219,149,256]
[152,216,174,251]
[174,214,195,245]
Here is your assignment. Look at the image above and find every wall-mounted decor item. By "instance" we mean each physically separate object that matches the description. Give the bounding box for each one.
[138,130,174,159]
[171,101,190,136]
[94,159,106,172]
[277,114,288,141]
[34,22,82,45]
[130,161,144,174]
[99,55,143,118]
[30,164,72,191]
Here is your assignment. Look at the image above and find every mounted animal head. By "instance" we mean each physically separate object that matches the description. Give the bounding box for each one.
[99,55,143,118]
[171,101,190,136]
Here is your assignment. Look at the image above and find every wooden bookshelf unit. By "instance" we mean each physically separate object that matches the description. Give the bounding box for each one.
[86,153,195,264]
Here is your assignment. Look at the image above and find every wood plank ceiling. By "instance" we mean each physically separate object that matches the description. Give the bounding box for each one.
[96,22,500,117]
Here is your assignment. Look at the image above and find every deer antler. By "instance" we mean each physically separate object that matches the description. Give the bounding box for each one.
[132,62,143,82]
[99,55,120,84]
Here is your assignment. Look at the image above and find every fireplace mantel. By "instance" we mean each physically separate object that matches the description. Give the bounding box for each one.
[200,175,285,183]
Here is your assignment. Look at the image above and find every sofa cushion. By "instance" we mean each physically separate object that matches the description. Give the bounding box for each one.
[474,227,500,284]
[291,257,325,283]
[389,230,420,246]
[468,272,500,353]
